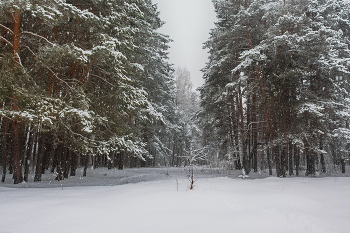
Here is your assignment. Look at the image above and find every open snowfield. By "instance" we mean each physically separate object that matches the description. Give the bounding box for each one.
[1,168,350,233]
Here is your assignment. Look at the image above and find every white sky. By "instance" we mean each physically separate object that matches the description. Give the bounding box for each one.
[153,0,217,89]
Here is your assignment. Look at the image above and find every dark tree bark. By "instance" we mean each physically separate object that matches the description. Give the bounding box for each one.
[12,121,23,184]
[243,140,249,175]
[41,135,53,175]
[251,93,258,173]
[34,132,46,182]
[266,147,273,176]
[50,143,58,174]
[294,145,300,177]
[319,139,326,173]
[64,148,71,179]
[70,151,77,176]
[108,151,114,169]
[12,9,21,64]
[23,127,34,182]
[246,95,252,175]
[117,151,124,170]
[1,119,10,183]
[56,143,65,181]
[274,146,281,177]
[281,144,287,177]
[305,140,316,176]
[288,141,294,176]
[83,154,89,177]
[341,159,346,174]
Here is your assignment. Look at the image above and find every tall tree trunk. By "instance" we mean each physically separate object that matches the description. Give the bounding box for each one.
[227,96,238,163]
[236,87,246,175]
[274,146,281,177]
[280,143,288,177]
[11,8,23,184]
[1,119,10,183]
[117,151,124,170]
[171,142,176,167]
[56,143,65,181]
[34,132,46,182]
[246,95,252,174]
[288,141,294,176]
[12,121,23,184]
[294,145,300,176]
[319,139,326,173]
[12,9,21,64]
[305,143,310,176]
[64,147,71,179]
[50,141,58,173]
[251,93,258,173]
[23,125,33,182]
[305,140,316,176]
[341,159,346,174]
[266,147,272,176]
[83,154,89,177]
[70,151,77,176]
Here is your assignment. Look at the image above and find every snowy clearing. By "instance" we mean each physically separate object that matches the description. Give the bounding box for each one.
[1,172,350,233]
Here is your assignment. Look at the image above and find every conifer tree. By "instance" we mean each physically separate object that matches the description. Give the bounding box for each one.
[200,0,350,176]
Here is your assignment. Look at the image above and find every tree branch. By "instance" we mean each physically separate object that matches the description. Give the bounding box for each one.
[22,45,77,93]
[21,31,55,46]
[90,74,116,88]
[0,36,13,47]
[13,52,23,66]
[0,24,13,35]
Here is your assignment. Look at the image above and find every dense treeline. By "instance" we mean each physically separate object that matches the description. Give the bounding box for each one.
[2,0,349,185]
[200,0,350,177]
[0,0,197,184]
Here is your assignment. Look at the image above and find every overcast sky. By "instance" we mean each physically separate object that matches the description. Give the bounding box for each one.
[152,0,217,89]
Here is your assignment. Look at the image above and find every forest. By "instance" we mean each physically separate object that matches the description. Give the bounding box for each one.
[1,0,350,185]
[200,0,350,177]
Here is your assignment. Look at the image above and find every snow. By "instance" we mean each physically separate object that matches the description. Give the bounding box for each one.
[1,168,350,233]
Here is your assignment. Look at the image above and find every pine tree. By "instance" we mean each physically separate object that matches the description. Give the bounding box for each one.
[0,0,175,183]
[200,0,350,176]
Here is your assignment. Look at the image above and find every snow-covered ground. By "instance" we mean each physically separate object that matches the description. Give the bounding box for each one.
[1,168,350,233]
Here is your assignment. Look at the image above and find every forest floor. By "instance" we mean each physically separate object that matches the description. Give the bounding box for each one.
[0,166,350,233]
[1,165,349,188]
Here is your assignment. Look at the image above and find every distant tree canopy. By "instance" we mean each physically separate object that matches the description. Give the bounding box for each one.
[200,0,350,177]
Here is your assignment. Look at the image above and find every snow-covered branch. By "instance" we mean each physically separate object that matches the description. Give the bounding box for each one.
[0,23,13,34]
[0,35,13,47]
[21,31,56,46]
